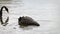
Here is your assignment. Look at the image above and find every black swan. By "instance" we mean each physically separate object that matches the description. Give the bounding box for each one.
[0,6,9,26]
[18,16,40,26]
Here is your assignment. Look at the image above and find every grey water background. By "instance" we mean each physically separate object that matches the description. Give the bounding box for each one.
[0,0,60,34]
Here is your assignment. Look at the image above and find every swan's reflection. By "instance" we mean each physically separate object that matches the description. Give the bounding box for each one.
[0,6,9,26]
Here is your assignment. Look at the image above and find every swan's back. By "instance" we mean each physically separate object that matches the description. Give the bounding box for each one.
[18,16,40,26]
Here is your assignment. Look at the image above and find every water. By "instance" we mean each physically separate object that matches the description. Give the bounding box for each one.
[0,0,60,34]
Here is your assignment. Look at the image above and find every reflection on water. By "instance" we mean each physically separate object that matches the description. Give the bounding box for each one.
[0,0,60,34]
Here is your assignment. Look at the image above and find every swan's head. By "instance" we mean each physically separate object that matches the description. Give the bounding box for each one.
[0,6,9,13]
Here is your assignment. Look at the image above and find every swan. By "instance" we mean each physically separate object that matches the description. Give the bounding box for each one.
[0,6,9,26]
[18,16,40,26]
